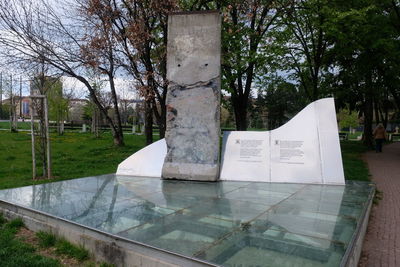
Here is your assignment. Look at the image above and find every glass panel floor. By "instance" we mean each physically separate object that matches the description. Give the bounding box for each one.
[0,174,374,266]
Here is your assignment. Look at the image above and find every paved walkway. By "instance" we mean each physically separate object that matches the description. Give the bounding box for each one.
[359,142,400,267]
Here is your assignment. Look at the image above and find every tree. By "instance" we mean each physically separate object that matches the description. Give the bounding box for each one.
[30,68,53,179]
[79,0,125,144]
[1,74,18,131]
[46,78,68,135]
[0,0,126,145]
[256,77,305,129]
[82,71,113,138]
[338,108,359,131]
[115,0,177,143]
[326,0,400,146]
[81,0,177,144]
[376,1,400,117]
[387,0,400,33]
[86,70,108,137]
[185,0,287,130]
[270,0,333,102]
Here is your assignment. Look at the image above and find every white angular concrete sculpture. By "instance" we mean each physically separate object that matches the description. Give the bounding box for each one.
[161,11,221,181]
[117,139,166,177]
[220,98,345,184]
[117,98,344,185]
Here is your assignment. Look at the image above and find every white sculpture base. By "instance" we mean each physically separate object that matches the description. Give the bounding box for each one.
[117,98,345,185]
[116,139,166,177]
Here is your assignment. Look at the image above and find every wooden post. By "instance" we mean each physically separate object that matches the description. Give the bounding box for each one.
[44,96,52,179]
[0,73,2,110]
[10,74,17,131]
[9,74,13,131]
[19,76,22,119]
[30,98,36,179]
[30,94,52,179]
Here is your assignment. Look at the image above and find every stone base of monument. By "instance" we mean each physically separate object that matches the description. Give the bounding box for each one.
[0,174,374,266]
[162,162,219,181]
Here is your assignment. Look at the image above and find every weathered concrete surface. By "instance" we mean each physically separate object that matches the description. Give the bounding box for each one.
[162,11,221,181]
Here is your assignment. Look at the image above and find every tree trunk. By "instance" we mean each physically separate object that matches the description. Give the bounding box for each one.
[92,107,100,138]
[153,100,166,139]
[113,135,124,146]
[57,119,64,135]
[110,124,124,146]
[232,96,248,131]
[159,108,166,139]
[374,99,380,124]
[76,76,124,146]
[145,99,153,145]
[108,73,125,146]
[383,106,389,129]
[389,87,400,110]
[363,76,374,148]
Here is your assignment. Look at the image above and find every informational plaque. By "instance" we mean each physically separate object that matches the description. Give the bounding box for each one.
[269,103,323,183]
[220,98,345,185]
[220,131,270,181]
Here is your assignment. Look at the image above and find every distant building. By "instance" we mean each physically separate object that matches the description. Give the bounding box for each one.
[68,99,88,123]
[1,96,32,119]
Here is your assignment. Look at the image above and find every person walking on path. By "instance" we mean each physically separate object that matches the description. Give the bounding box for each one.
[359,142,400,267]
[373,123,387,152]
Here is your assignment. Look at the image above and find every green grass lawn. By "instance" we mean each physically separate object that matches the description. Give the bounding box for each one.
[0,131,370,190]
[0,132,152,189]
[340,141,371,181]
[0,215,60,267]
[0,214,114,266]
[0,121,32,130]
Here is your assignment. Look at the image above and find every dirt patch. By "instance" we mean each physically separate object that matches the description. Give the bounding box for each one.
[16,227,91,267]
[53,253,82,267]
[16,227,39,245]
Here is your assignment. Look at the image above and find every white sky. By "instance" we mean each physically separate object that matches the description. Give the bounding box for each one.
[61,76,139,100]
[0,73,139,101]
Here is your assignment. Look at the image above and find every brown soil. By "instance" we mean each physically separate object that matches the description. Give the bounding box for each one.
[15,227,90,267]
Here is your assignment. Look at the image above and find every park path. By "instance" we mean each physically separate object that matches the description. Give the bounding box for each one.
[359,142,400,267]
